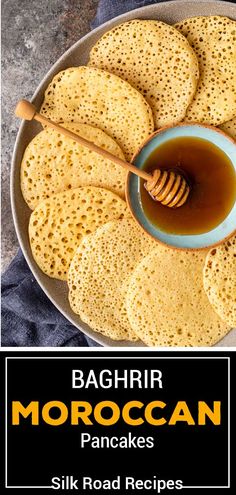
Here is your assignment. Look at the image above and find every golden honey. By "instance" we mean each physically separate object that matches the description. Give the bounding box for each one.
[140,136,236,235]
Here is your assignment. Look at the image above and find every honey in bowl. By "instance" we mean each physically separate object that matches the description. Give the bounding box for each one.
[140,136,236,235]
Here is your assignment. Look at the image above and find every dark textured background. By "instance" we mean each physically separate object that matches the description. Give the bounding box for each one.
[1,0,99,271]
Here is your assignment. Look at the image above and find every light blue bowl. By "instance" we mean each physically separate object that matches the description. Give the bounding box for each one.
[126,124,236,249]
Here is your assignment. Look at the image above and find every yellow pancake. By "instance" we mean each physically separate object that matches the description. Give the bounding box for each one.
[89,19,199,129]
[68,218,156,341]
[126,245,229,346]
[21,123,126,209]
[204,235,236,327]
[219,118,236,141]
[29,187,129,280]
[175,16,236,125]
[40,66,154,160]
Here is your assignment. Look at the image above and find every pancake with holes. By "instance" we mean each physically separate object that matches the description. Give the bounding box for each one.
[126,245,229,346]
[40,66,154,160]
[220,117,236,141]
[88,19,199,129]
[21,123,127,210]
[175,16,236,125]
[68,217,156,341]
[203,235,236,327]
[29,187,129,280]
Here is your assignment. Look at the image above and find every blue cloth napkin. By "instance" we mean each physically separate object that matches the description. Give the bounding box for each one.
[2,0,164,347]
[1,250,98,346]
[91,0,165,27]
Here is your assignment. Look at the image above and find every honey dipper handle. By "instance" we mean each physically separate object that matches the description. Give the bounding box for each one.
[15,99,151,182]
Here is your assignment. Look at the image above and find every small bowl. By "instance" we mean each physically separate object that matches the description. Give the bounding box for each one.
[126,124,236,250]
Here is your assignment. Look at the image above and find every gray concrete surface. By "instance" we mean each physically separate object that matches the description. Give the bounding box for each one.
[1,0,99,272]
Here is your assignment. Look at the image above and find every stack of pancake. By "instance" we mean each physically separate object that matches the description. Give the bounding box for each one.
[20,16,236,346]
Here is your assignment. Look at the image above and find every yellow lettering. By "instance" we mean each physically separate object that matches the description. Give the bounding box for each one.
[42,401,68,426]
[12,401,39,425]
[198,401,221,425]
[169,401,195,425]
[71,401,93,425]
[94,401,120,426]
[145,401,166,425]
[122,401,144,426]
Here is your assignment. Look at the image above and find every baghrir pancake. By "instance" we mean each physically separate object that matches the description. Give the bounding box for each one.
[21,123,127,209]
[175,16,236,125]
[219,117,236,141]
[40,66,154,160]
[68,218,156,341]
[203,235,236,327]
[88,19,199,129]
[29,187,129,280]
[126,245,230,346]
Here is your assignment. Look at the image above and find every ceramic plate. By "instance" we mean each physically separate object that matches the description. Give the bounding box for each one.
[11,0,236,347]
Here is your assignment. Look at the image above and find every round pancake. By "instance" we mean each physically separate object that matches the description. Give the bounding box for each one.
[68,218,156,341]
[88,19,199,129]
[21,123,127,210]
[40,66,154,160]
[126,245,229,346]
[203,235,236,327]
[219,117,236,141]
[175,16,236,125]
[29,187,129,280]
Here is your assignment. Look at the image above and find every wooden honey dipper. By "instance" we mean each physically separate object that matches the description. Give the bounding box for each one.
[15,99,190,208]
